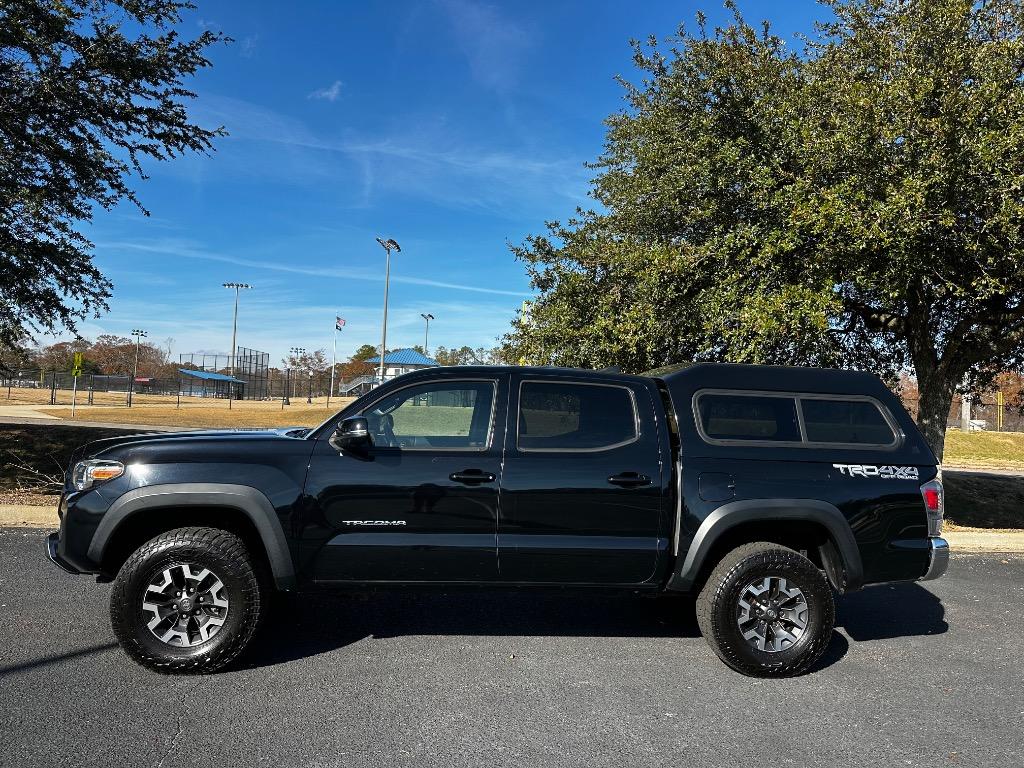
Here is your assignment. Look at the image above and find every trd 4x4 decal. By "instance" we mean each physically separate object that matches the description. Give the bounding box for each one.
[832,464,920,480]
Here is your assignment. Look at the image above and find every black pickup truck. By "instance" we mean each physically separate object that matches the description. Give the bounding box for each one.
[47,362,948,677]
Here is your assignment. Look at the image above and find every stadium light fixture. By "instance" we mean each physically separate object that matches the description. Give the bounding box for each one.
[375,238,401,384]
[420,313,434,355]
[285,346,305,406]
[222,283,252,379]
[128,329,148,408]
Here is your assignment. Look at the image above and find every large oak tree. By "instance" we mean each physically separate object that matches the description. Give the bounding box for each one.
[0,0,225,359]
[504,0,1024,460]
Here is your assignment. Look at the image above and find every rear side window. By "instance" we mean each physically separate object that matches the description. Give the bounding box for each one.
[694,389,900,448]
[696,394,801,442]
[518,382,637,451]
[801,398,896,445]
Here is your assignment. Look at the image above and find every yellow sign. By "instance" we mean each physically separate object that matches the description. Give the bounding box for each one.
[71,352,83,377]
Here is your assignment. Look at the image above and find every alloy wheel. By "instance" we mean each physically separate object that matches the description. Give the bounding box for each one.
[736,575,809,653]
[141,563,230,647]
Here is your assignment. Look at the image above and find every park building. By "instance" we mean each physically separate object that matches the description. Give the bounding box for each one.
[365,348,439,381]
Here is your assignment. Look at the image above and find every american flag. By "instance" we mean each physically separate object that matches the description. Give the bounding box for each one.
[335,316,346,331]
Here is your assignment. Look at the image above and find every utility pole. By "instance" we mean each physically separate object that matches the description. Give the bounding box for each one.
[223,283,251,408]
[128,329,147,408]
[420,313,434,355]
[375,237,401,384]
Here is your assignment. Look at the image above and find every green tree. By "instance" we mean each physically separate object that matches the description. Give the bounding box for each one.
[336,344,378,381]
[0,0,226,351]
[503,0,1024,460]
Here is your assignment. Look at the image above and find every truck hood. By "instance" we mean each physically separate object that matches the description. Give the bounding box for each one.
[74,427,312,463]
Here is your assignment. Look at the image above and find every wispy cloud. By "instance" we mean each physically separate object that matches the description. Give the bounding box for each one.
[437,0,532,91]
[69,264,517,360]
[98,238,531,298]
[188,95,589,217]
[308,80,343,102]
[239,34,259,58]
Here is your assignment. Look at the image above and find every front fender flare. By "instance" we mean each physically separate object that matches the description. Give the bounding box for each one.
[88,483,296,589]
[668,498,863,593]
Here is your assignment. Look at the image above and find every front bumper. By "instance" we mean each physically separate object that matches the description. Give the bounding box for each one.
[920,537,949,581]
[46,532,83,575]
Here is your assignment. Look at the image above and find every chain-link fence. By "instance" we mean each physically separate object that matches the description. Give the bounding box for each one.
[1,368,373,409]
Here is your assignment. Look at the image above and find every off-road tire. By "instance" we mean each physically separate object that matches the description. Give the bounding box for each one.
[696,541,834,678]
[110,526,264,674]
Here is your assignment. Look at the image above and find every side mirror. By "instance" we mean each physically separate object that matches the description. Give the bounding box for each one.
[334,416,372,452]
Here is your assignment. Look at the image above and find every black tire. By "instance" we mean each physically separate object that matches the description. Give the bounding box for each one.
[110,526,264,674]
[696,541,834,678]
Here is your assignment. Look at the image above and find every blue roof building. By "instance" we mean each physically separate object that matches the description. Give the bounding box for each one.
[364,348,439,381]
[178,368,245,399]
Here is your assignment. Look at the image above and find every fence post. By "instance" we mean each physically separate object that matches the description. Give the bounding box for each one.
[49,370,57,405]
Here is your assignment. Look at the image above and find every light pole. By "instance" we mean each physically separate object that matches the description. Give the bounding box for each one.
[223,282,252,405]
[375,237,401,384]
[288,347,305,406]
[420,313,434,355]
[328,316,345,409]
[128,329,147,407]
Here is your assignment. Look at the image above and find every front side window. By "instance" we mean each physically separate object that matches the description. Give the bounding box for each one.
[801,398,896,445]
[365,381,494,449]
[697,393,801,442]
[518,381,637,451]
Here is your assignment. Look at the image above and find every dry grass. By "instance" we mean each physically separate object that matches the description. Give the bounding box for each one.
[943,430,1024,470]
[3,386,136,407]
[47,399,354,428]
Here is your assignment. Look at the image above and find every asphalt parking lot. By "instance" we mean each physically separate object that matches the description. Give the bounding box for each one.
[0,528,1021,768]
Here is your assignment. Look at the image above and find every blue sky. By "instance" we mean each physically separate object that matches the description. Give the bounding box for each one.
[81,0,829,366]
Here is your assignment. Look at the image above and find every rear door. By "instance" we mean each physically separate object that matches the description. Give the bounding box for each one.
[497,374,665,584]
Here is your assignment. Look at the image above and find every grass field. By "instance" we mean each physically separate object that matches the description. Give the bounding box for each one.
[943,430,1024,469]
[46,400,353,428]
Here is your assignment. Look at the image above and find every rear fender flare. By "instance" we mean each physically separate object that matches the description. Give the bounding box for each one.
[87,483,296,589]
[669,498,863,593]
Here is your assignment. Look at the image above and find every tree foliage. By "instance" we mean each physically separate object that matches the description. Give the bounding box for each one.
[503,0,1024,459]
[28,333,168,374]
[282,348,329,373]
[0,0,226,350]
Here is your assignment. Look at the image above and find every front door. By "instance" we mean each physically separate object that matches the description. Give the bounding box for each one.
[497,375,665,584]
[303,375,506,582]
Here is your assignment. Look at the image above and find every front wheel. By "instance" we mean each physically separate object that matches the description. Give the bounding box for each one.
[110,527,265,674]
[696,542,835,677]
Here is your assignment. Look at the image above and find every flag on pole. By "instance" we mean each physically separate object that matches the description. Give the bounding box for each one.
[335,317,346,331]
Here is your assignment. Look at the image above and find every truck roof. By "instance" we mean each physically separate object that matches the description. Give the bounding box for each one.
[649,361,894,398]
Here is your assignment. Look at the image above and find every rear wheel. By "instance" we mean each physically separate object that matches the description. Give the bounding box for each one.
[110,526,264,674]
[696,542,834,677]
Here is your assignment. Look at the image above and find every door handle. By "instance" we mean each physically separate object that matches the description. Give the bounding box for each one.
[608,472,651,488]
[449,469,496,485]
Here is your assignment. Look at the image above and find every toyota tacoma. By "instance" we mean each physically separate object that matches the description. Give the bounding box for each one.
[47,363,949,677]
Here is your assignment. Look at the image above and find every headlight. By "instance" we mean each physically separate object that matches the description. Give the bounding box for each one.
[71,459,124,491]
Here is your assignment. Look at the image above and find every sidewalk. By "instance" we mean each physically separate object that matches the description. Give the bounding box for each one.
[3,504,1022,552]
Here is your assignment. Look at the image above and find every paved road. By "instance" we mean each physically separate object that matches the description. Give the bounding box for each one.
[0,528,1021,768]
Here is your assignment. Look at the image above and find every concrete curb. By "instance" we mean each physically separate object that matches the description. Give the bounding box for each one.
[3,505,1024,552]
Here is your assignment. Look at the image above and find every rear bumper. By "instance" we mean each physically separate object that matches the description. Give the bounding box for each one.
[46,532,83,575]
[920,537,949,581]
